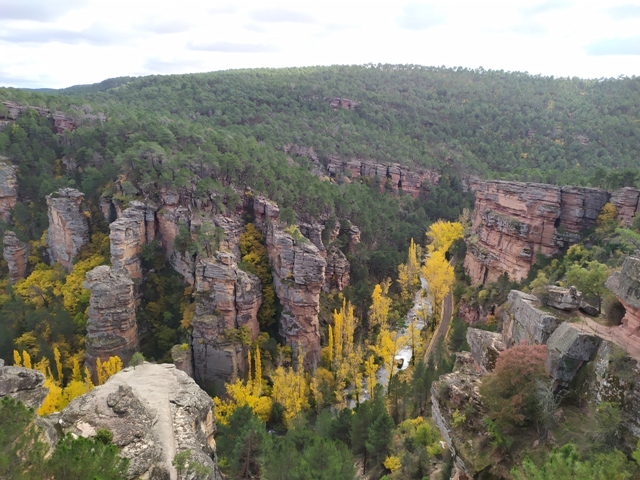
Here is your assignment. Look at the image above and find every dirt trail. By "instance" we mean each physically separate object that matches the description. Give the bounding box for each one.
[573,315,640,361]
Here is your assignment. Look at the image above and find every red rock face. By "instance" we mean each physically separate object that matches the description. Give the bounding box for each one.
[606,257,640,339]
[46,188,90,271]
[109,202,157,280]
[611,187,640,226]
[323,246,350,292]
[84,266,138,381]
[326,157,440,198]
[457,300,492,325]
[2,231,28,284]
[266,223,326,368]
[465,181,610,284]
[0,159,18,224]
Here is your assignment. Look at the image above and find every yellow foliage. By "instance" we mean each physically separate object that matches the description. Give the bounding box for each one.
[38,377,63,415]
[54,347,63,383]
[22,351,32,370]
[421,250,455,328]
[15,332,38,355]
[271,365,309,425]
[13,263,65,307]
[426,220,464,254]
[370,283,392,330]
[61,253,106,314]
[96,356,123,386]
[597,202,619,227]
[365,355,377,398]
[214,379,273,425]
[384,455,402,472]
[370,328,409,381]
[13,350,21,366]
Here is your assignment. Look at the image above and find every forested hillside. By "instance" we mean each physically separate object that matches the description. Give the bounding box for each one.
[2,65,640,480]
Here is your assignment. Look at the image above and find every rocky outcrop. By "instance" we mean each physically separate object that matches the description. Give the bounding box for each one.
[171,344,194,378]
[0,100,102,133]
[46,188,90,271]
[323,246,350,292]
[611,187,640,226]
[109,202,157,280]
[84,266,138,378]
[464,181,610,284]
[191,252,262,394]
[195,252,262,339]
[3,231,29,283]
[0,158,17,223]
[466,328,505,373]
[253,196,280,232]
[326,97,358,110]
[0,360,49,409]
[347,224,361,253]
[156,196,196,283]
[587,340,640,452]
[55,363,220,479]
[326,157,439,198]
[457,300,493,325]
[502,290,558,347]
[546,285,582,311]
[606,256,640,339]
[431,353,487,479]
[266,225,325,367]
[545,322,600,387]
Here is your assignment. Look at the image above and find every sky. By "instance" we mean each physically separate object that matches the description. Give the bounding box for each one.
[1,0,639,88]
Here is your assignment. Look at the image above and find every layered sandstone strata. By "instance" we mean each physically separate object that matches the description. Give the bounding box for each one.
[464,181,610,284]
[266,224,326,367]
[46,188,90,271]
[3,231,29,283]
[611,187,640,226]
[326,157,439,198]
[0,158,17,223]
[605,256,640,338]
[56,363,220,479]
[195,252,262,339]
[324,246,350,292]
[466,328,505,373]
[109,202,157,280]
[545,322,600,387]
[191,251,262,393]
[84,266,138,377]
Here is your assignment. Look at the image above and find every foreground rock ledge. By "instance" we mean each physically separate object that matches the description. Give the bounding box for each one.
[55,363,220,480]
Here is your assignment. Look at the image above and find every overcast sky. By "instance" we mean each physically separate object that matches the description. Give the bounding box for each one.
[1,0,639,88]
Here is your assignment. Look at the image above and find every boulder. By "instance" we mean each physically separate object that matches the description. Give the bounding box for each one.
[3,231,29,283]
[466,328,505,373]
[55,363,220,479]
[502,290,558,347]
[0,362,48,409]
[579,301,599,317]
[546,285,582,311]
[46,188,89,271]
[545,322,601,387]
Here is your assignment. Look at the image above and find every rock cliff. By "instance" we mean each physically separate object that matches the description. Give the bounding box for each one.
[191,251,262,394]
[326,157,439,198]
[501,290,558,347]
[1,100,105,133]
[3,231,29,283]
[466,328,505,373]
[266,224,326,367]
[55,363,220,480]
[0,158,17,223]
[545,322,600,388]
[109,202,157,280]
[46,188,90,271]
[605,256,640,339]
[464,181,609,284]
[324,246,350,292]
[0,359,49,410]
[84,266,138,377]
[611,187,640,226]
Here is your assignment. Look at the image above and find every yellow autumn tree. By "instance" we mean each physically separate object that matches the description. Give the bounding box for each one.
[364,354,377,399]
[421,250,455,330]
[370,328,409,382]
[214,347,272,425]
[398,238,421,300]
[426,220,464,254]
[330,298,360,404]
[271,364,309,426]
[369,281,392,331]
[96,356,123,386]
[406,318,422,364]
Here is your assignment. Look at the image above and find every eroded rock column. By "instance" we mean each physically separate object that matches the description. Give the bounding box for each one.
[3,231,29,283]
[84,266,138,377]
[46,188,89,271]
[0,158,17,223]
